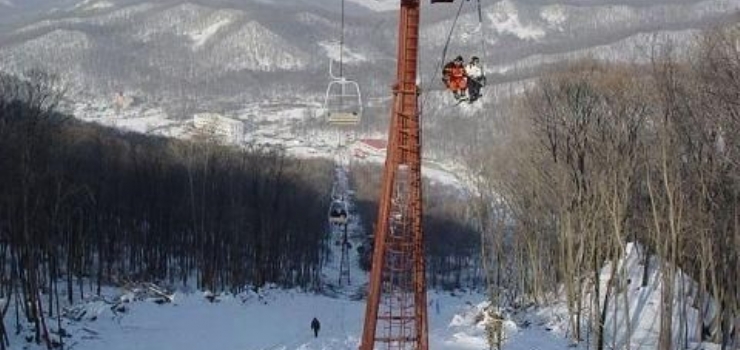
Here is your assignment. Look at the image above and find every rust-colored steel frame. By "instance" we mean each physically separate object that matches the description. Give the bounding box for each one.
[360,0,427,349]
[339,222,351,286]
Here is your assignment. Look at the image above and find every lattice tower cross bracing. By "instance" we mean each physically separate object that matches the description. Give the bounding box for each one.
[360,0,427,349]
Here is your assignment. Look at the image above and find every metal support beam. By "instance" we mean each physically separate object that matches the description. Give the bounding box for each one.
[360,0,428,349]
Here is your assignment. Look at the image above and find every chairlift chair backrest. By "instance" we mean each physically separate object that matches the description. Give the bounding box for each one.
[324,60,363,126]
[328,200,349,225]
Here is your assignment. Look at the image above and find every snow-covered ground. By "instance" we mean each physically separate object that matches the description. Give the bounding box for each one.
[345,0,397,12]
[190,17,233,48]
[3,159,579,350]
[10,283,578,350]
[520,243,723,350]
[318,41,368,64]
[73,0,114,12]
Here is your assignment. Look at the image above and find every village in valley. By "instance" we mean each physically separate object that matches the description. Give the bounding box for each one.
[69,90,433,172]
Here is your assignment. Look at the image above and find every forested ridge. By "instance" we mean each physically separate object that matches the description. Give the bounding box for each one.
[462,26,740,349]
[0,71,338,348]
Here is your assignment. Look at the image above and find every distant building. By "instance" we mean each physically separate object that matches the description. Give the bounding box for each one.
[193,113,244,144]
[353,138,387,158]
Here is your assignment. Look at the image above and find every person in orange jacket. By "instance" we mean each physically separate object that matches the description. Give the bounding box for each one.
[442,55,468,101]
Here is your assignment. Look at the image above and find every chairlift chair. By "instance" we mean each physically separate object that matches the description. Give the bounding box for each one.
[328,200,349,225]
[323,60,363,126]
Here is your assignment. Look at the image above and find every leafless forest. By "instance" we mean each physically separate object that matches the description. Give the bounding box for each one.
[0,70,340,348]
[459,26,740,349]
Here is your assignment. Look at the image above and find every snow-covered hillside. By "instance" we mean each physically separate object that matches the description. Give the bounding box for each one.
[527,243,723,350]
[6,287,491,350]
[10,231,716,349]
[0,29,90,89]
[73,0,114,11]
[318,41,368,64]
[210,21,309,71]
[346,0,397,12]
[0,0,736,105]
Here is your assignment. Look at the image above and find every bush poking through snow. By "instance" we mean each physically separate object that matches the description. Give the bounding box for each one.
[483,306,505,350]
[204,291,220,303]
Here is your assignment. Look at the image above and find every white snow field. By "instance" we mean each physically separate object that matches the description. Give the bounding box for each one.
[30,287,579,350]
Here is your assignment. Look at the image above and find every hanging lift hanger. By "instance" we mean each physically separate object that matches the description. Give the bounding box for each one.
[324,0,363,126]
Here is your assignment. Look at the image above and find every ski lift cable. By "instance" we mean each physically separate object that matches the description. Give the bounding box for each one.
[420,0,467,110]
[340,0,345,79]
[324,0,362,126]
[439,0,467,69]
[476,0,487,78]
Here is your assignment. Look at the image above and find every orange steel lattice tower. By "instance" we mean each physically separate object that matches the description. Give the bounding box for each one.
[360,1,427,349]
[339,222,351,286]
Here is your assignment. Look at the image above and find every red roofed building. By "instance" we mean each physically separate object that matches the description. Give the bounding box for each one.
[353,138,387,158]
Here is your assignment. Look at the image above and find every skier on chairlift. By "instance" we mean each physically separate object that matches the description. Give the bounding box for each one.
[465,56,485,103]
[442,55,468,102]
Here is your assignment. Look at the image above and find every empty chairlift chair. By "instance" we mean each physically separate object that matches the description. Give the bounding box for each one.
[324,60,363,126]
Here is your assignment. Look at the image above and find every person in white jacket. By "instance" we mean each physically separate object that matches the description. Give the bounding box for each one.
[465,56,485,103]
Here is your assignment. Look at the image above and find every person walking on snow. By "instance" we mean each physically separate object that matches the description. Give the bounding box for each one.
[311,317,321,338]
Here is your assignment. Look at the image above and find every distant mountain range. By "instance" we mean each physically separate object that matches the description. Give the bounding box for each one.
[0,0,737,116]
